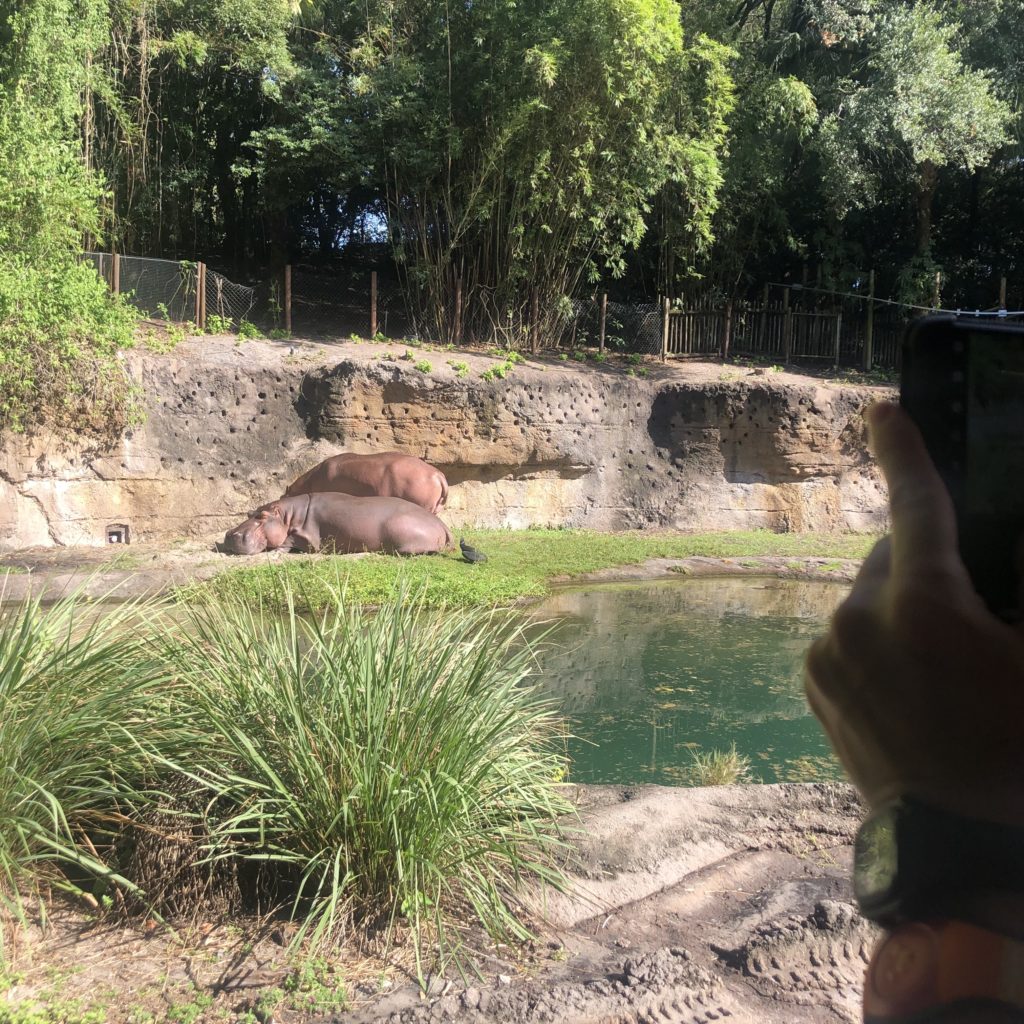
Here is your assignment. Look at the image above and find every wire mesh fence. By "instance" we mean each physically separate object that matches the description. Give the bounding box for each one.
[83,252,255,327]
[562,298,662,354]
[204,267,257,326]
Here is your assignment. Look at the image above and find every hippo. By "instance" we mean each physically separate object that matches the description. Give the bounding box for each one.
[283,452,449,514]
[222,493,452,556]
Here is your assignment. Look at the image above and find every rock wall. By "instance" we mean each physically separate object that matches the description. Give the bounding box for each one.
[0,339,891,549]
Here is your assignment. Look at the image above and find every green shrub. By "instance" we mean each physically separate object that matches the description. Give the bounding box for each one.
[0,257,140,435]
[447,360,470,378]
[163,585,571,970]
[238,319,263,340]
[205,314,234,334]
[414,359,432,373]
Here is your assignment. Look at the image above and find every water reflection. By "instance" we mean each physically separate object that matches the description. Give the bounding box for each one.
[529,577,849,786]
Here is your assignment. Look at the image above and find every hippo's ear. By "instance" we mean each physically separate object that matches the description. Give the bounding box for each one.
[256,503,282,521]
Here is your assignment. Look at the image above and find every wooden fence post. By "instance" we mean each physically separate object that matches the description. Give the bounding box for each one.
[932,270,941,309]
[863,269,875,370]
[370,270,378,337]
[200,262,208,330]
[111,252,120,296]
[833,310,842,369]
[759,283,769,351]
[530,287,540,354]
[284,264,292,334]
[999,275,1007,310]
[782,287,792,364]
[453,276,463,345]
[722,299,732,361]
[661,296,670,363]
[598,292,607,353]
[194,262,204,327]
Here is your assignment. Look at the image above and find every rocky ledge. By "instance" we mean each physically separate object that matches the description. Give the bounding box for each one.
[0,337,893,549]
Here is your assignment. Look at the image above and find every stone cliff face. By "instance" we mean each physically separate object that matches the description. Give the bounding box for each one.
[0,339,891,549]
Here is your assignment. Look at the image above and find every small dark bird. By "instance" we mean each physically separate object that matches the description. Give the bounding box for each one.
[459,538,488,563]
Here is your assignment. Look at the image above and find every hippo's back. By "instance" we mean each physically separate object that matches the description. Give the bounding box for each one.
[285,452,448,513]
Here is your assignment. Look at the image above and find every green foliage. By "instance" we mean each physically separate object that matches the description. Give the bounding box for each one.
[852,5,1009,172]
[164,992,213,1024]
[162,586,572,968]
[0,258,140,435]
[413,359,432,373]
[686,744,752,786]
[447,359,470,378]
[279,960,348,1014]
[238,319,263,340]
[206,314,234,334]
[244,0,734,339]
[0,0,141,436]
[676,0,1013,300]
[0,584,175,926]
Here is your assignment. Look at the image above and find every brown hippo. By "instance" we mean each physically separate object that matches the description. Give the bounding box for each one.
[222,493,452,556]
[283,452,449,514]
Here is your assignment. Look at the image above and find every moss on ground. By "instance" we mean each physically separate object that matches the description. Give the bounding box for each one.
[184,528,875,610]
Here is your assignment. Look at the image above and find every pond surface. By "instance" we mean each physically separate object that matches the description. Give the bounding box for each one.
[529,577,848,787]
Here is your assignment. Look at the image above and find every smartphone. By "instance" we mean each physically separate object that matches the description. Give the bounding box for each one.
[900,314,1024,619]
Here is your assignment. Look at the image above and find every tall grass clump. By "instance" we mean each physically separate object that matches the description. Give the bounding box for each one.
[686,743,752,786]
[162,583,572,971]
[0,583,173,928]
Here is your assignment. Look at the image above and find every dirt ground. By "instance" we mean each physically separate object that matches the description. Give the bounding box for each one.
[3,782,870,1024]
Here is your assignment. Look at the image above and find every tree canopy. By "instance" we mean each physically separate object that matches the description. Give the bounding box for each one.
[1,0,1022,366]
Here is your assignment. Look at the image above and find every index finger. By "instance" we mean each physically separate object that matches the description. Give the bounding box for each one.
[867,402,967,583]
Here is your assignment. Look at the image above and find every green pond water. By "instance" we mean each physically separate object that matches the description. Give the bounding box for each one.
[529,576,849,787]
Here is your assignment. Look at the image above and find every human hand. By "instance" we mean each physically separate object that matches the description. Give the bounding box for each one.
[805,401,1024,828]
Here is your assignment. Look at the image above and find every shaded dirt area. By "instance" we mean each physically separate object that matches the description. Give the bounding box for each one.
[3,783,872,1024]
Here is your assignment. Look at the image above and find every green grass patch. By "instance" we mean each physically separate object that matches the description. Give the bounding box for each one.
[187,529,875,611]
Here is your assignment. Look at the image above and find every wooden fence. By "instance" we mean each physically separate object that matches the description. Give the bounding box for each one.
[658,292,911,370]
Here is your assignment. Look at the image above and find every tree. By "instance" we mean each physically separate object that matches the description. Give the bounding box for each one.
[244,0,735,338]
[0,0,138,435]
[672,0,1012,304]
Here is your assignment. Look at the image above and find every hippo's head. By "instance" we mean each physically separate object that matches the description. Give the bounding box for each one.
[222,502,290,555]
